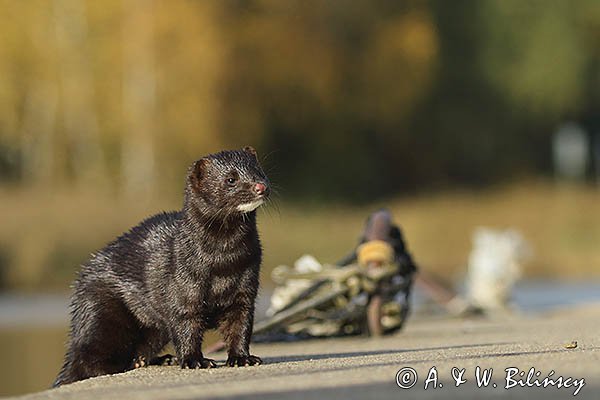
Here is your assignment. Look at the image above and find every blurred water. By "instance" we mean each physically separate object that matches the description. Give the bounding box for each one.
[1,281,599,397]
[0,294,69,328]
[412,280,600,315]
[511,280,600,312]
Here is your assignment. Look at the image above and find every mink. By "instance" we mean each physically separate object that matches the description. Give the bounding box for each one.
[53,147,270,387]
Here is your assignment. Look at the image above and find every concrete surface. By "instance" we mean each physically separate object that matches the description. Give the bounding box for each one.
[11,304,600,400]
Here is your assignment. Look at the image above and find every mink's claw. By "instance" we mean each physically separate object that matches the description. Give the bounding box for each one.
[226,355,262,367]
[132,355,147,369]
[181,356,216,369]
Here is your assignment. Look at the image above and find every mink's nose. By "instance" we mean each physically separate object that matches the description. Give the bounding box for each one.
[254,183,268,196]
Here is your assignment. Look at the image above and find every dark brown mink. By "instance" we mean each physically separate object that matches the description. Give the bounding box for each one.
[53,147,270,387]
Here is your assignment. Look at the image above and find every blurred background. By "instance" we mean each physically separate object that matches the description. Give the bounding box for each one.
[0,0,599,396]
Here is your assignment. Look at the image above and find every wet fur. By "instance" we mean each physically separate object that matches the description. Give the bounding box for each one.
[54,148,269,386]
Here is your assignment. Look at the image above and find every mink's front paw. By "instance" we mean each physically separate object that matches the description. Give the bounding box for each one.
[180,356,216,369]
[226,355,262,367]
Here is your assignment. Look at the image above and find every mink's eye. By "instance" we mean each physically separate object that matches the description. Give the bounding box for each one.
[226,177,237,186]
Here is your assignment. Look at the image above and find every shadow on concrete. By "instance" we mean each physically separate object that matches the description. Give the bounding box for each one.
[262,342,515,364]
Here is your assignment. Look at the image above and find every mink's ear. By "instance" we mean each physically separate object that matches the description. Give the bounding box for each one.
[243,146,258,158]
[190,158,209,190]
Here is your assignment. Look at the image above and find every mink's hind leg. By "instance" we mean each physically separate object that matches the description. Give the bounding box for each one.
[148,354,178,366]
[131,354,178,369]
[54,293,141,386]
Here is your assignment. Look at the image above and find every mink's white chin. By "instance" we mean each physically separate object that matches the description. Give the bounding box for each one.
[237,199,264,213]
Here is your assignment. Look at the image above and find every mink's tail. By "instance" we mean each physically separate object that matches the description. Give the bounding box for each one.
[52,358,74,388]
[53,352,87,388]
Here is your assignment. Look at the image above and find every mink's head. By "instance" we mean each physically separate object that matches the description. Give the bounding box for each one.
[186,146,270,216]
